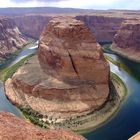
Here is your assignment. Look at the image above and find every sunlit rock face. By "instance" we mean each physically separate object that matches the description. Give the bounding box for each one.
[5,17,110,131]
[0,112,86,140]
[38,17,109,84]
[0,18,27,61]
[111,19,140,60]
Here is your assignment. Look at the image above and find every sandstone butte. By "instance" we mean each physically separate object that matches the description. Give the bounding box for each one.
[111,19,140,61]
[5,17,110,131]
[0,18,27,61]
[0,112,86,140]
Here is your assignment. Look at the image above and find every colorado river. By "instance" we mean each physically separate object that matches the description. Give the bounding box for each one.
[85,53,140,140]
[0,42,140,140]
[0,41,38,118]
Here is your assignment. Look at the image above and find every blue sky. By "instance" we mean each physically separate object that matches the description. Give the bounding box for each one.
[0,0,139,10]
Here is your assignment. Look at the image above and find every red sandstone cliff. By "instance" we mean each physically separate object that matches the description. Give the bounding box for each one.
[0,18,27,61]
[75,15,123,43]
[14,15,52,39]
[38,17,109,84]
[0,112,86,140]
[111,19,140,61]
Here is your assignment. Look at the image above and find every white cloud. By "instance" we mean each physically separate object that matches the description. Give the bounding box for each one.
[54,0,140,9]
[0,0,12,7]
[0,0,139,10]
[55,0,116,9]
[0,0,49,7]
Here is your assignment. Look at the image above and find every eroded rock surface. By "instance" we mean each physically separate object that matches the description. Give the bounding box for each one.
[111,20,140,61]
[0,112,86,140]
[38,17,109,84]
[0,18,27,61]
[5,17,109,131]
[14,15,52,39]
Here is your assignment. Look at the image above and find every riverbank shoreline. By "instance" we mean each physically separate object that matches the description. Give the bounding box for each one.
[110,46,140,63]
[104,54,132,74]
[76,72,127,134]
[0,41,39,121]
[0,40,37,82]
[102,43,140,63]
[0,54,35,81]
[0,39,36,70]
[20,73,127,134]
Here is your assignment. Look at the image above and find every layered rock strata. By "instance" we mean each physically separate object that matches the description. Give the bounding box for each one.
[5,17,110,131]
[75,15,123,43]
[111,20,140,61]
[38,17,109,84]
[14,15,52,39]
[0,18,27,61]
[13,15,123,42]
[0,112,86,140]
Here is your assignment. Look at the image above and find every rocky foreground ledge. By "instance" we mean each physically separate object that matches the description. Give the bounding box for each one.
[0,112,86,140]
[5,17,126,132]
[111,19,140,62]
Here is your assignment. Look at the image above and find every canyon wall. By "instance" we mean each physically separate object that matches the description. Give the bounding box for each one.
[0,18,27,61]
[0,112,86,140]
[13,15,124,43]
[75,15,123,43]
[14,15,52,39]
[111,19,140,61]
